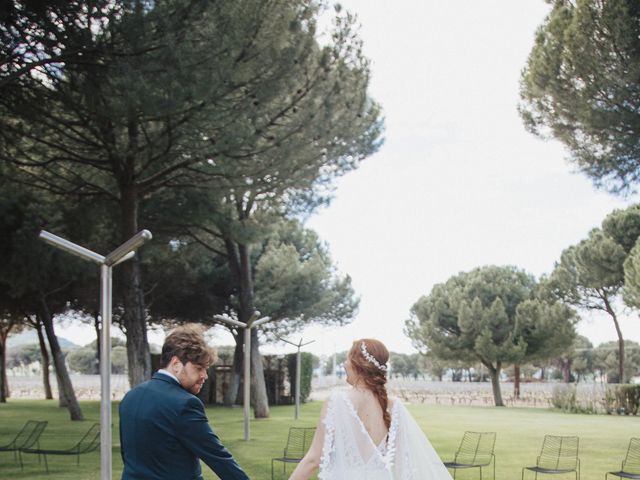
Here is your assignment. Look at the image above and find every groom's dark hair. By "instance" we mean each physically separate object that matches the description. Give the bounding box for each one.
[160,324,217,368]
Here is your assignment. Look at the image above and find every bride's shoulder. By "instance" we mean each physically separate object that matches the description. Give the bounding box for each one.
[323,389,349,407]
[327,388,348,400]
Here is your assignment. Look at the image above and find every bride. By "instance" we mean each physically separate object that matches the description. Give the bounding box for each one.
[289,338,453,480]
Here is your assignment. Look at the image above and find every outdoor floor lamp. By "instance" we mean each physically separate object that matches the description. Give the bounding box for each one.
[276,336,314,420]
[213,312,271,441]
[39,229,152,480]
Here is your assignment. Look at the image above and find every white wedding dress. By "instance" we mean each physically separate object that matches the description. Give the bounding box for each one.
[318,391,453,480]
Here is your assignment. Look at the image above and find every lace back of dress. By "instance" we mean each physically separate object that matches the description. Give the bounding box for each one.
[319,391,396,480]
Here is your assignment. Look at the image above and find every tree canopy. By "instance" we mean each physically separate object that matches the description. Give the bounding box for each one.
[407,265,575,406]
[519,0,640,193]
[0,0,382,416]
[548,227,627,382]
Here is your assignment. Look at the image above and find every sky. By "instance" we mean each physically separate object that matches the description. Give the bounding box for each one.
[295,0,640,356]
[25,0,640,357]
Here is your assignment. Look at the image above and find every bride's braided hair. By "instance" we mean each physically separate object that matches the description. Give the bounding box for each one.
[348,338,391,430]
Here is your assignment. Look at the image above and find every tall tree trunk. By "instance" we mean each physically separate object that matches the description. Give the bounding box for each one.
[0,334,6,403]
[237,243,269,418]
[120,185,151,387]
[56,366,68,407]
[223,237,270,417]
[561,358,571,383]
[250,327,269,418]
[40,300,84,420]
[223,333,243,407]
[514,364,521,399]
[35,320,53,400]
[485,361,504,407]
[603,296,624,383]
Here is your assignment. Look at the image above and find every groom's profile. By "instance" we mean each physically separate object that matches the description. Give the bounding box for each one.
[119,325,249,480]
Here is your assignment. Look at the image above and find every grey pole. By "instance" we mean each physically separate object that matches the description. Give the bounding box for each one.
[214,313,270,441]
[39,229,152,480]
[277,336,314,419]
[243,326,251,440]
[99,265,112,479]
[295,348,301,419]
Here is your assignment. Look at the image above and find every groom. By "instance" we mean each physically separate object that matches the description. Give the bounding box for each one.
[119,325,249,480]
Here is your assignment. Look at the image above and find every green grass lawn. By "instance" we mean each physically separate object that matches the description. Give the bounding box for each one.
[0,399,637,480]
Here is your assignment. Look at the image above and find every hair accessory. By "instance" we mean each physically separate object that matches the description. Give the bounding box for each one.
[360,342,388,372]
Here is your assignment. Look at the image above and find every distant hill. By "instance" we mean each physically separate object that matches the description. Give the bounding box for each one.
[7,330,79,350]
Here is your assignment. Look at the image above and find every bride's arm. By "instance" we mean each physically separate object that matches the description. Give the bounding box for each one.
[288,399,329,480]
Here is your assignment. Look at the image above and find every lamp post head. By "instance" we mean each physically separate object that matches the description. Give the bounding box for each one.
[250,316,271,328]
[213,314,247,329]
[39,230,106,264]
[104,229,152,266]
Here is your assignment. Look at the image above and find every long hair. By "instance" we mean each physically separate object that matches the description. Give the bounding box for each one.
[348,338,391,429]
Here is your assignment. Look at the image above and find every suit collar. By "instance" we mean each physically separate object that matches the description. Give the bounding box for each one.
[152,371,181,387]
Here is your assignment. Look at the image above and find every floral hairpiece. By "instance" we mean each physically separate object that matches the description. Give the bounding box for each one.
[360,342,388,372]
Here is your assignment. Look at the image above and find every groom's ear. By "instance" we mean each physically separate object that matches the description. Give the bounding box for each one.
[167,355,183,371]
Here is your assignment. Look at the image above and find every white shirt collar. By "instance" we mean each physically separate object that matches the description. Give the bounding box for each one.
[157,368,179,383]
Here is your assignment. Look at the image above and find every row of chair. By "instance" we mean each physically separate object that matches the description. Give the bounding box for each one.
[0,420,100,473]
[446,432,640,480]
[271,428,640,480]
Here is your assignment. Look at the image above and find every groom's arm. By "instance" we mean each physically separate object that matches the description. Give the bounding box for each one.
[178,396,250,480]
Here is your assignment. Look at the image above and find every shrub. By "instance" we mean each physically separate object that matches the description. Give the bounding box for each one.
[613,385,640,415]
[287,352,313,403]
[551,384,598,414]
[551,384,577,411]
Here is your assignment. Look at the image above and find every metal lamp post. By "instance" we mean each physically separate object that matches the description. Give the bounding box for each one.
[277,336,314,420]
[213,312,270,441]
[39,229,152,480]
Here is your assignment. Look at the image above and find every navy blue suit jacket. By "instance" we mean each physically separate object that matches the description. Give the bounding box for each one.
[120,372,249,480]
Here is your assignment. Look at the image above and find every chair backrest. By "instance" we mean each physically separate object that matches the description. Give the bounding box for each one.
[283,427,316,460]
[537,435,579,471]
[76,423,100,453]
[9,421,37,449]
[622,438,640,474]
[19,421,48,449]
[454,431,496,466]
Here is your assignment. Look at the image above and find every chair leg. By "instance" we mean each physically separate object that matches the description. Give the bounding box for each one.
[480,466,483,480]
[493,457,496,480]
[521,467,526,480]
[271,460,274,480]
[43,453,49,474]
[18,449,23,470]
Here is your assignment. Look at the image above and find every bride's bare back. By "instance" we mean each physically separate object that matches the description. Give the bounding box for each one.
[346,387,391,446]
[289,338,452,480]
